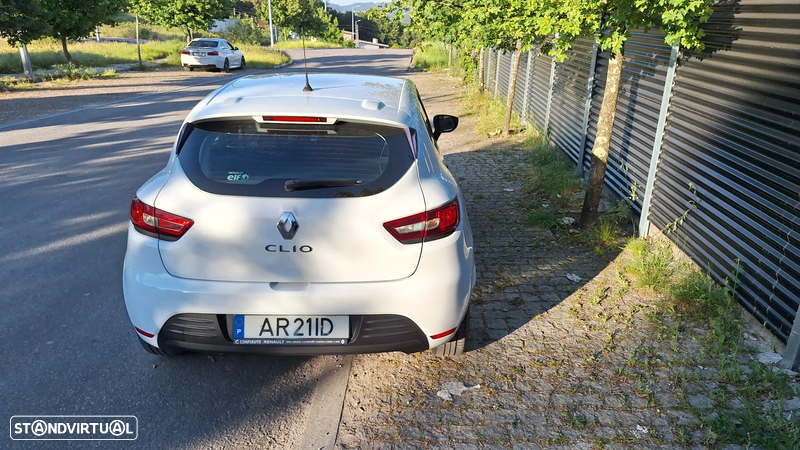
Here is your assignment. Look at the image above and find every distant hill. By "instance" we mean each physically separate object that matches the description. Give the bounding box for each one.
[327,2,382,12]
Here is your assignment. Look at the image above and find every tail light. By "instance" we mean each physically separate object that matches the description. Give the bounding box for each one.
[206,51,219,56]
[384,198,460,244]
[130,197,194,241]
[181,50,190,55]
[261,116,327,123]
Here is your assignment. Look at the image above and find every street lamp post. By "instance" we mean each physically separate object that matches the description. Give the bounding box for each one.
[268,0,274,47]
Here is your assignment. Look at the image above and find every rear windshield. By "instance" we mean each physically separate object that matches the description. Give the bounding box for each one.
[187,40,219,48]
[177,119,414,198]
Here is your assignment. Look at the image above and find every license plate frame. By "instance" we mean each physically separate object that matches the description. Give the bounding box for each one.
[232,314,350,345]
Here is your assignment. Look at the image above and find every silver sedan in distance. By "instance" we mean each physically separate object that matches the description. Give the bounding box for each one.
[181,38,245,72]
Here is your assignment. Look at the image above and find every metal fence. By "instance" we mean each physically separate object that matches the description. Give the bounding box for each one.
[481,0,800,368]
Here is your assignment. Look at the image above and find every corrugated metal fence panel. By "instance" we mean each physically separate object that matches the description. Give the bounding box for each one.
[513,51,530,121]
[526,51,552,131]
[486,48,496,94]
[582,30,673,213]
[649,0,800,342]
[548,37,596,163]
[497,50,512,100]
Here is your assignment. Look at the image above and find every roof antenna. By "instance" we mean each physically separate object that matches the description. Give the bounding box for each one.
[301,28,313,92]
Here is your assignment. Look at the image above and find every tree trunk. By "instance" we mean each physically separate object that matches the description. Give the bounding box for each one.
[19,44,34,78]
[478,47,485,94]
[502,39,523,137]
[578,50,624,228]
[447,44,452,71]
[60,35,72,63]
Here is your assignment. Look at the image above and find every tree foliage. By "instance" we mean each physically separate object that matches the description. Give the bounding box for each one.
[41,0,126,41]
[395,0,714,226]
[39,0,126,61]
[217,18,268,45]
[0,0,50,46]
[399,0,713,55]
[258,0,324,36]
[130,0,233,37]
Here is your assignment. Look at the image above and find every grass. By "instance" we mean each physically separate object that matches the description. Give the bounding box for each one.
[523,137,584,201]
[624,238,673,289]
[99,22,186,41]
[234,45,290,69]
[412,41,448,70]
[0,39,289,75]
[621,236,800,448]
[0,39,185,73]
[463,85,525,137]
[271,40,342,49]
[1,64,116,91]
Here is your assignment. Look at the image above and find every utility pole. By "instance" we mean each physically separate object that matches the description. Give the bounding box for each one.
[268,0,274,47]
[135,13,142,69]
[95,25,100,42]
[351,11,355,44]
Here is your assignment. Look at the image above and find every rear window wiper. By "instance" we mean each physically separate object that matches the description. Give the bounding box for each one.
[284,178,363,192]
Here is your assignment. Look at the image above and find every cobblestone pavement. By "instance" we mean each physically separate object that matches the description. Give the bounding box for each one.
[335,72,800,449]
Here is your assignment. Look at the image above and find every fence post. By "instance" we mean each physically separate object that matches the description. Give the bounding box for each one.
[508,50,516,102]
[521,50,533,127]
[785,309,800,370]
[543,57,556,135]
[486,48,493,93]
[576,41,600,175]
[494,50,501,99]
[638,44,680,238]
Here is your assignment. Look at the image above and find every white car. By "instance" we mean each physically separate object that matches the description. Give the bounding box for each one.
[180,38,244,72]
[123,73,474,357]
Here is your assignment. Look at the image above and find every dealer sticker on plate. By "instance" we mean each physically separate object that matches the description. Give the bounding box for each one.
[232,315,349,345]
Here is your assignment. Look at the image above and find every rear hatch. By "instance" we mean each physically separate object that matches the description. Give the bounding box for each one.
[155,117,425,283]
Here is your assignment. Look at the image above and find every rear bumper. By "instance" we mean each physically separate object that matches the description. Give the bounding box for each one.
[180,56,223,69]
[157,313,429,355]
[122,223,475,355]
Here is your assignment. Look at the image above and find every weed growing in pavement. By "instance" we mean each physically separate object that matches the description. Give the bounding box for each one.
[624,238,673,289]
[622,235,800,447]
[522,138,583,202]
[560,411,587,430]
[525,211,560,230]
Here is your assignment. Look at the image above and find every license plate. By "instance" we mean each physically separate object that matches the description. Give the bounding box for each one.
[232,315,349,345]
[192,52,204,56]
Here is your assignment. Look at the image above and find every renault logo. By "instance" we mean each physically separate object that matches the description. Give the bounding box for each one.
[277,212,299,240]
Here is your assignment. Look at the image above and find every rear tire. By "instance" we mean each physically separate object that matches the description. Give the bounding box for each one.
[223,58,230,73]
[138,336,180,356]
[432,308,469,357]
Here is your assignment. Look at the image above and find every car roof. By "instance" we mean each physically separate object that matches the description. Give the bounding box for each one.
[185,73,416,126]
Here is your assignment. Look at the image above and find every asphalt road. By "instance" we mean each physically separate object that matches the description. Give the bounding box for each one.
[0,48,412,449]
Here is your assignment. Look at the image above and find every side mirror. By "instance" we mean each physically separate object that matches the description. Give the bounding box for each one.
[234,47,239,51]
[432,114,459,141]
